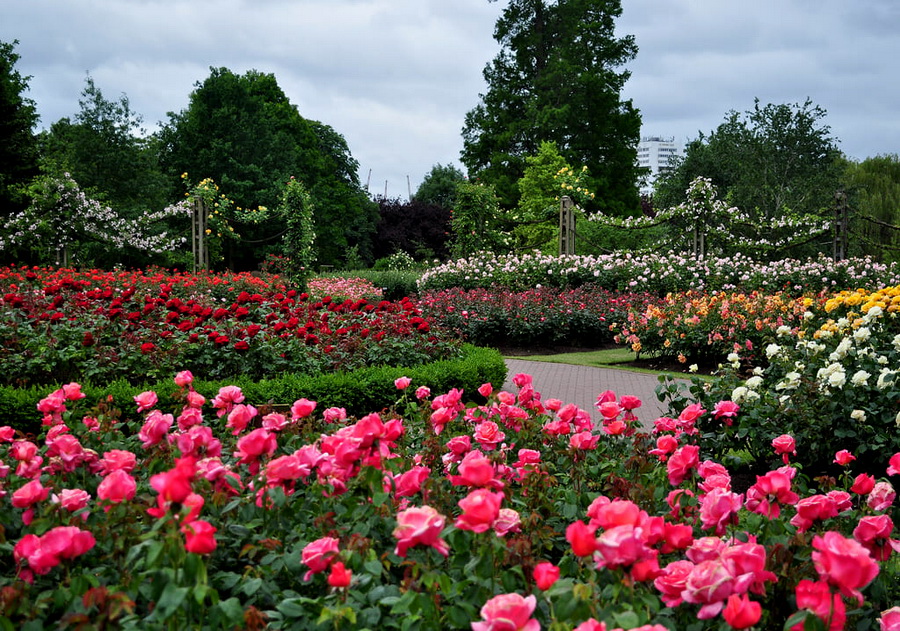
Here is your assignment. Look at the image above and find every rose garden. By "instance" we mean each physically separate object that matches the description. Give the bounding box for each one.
[0,250,897,631]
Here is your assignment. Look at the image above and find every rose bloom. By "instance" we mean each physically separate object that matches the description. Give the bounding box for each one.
[327,561,352,588]
[566,520,598,557]
[772,434,796,464]
[392,505,449,557]
[854,515,900,562]
[473,421,505,451]
[96,470,137,509]
[722,593,762,630]
[472,593,539,631]
[793,579,846,631]
[493,508,521,536]
[667,444,700,486]
[133,390,158,413]
[301,536,340,580]
[449,450,498,488]
[174,370,194,387]
[880,607,900,631]
[181,520,217,555]
[887,453,900,477]
[455,488,504,533]
[868,481,896,512]
[812,530,879,604]
[852,473,877,495]
[533,561,560,590]
[834,449,855,466]
[654,559,695,608]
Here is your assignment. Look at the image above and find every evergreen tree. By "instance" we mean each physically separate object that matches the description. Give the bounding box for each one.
[461,0,642,214]
[0,40,39,217]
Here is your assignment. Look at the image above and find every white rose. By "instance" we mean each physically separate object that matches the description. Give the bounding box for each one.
[828,370,846,388]
[765,343,781,359]
[850,409,866,422]
[745,376,764,390]
[853,327,871,343]
[851,370,871,387]
[731,386,749,404]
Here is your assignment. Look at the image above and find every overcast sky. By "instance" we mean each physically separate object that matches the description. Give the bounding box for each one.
[3,0,899,200]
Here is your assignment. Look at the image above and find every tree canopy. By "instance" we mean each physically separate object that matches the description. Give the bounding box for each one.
[413,163,466,209]
[655,99,843,226]
[158,67,377,268]
[0,40,40,217]
[461,0,642,214]
[842,154,900,262]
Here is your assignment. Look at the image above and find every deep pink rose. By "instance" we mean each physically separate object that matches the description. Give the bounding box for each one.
[793,579,845,631]
[667,444,700,486]
[533,561,560,590]
[880,607,900,631]
[833,449,855,466]
[133,390,158,413]
[301,536,340,580]
[455,488,503,533]
[566,520,598,557]
[97,470,136,508]
[812,530,879,604]
[723,593,762,630]
[449,450,497,488]
[181,519,217,555]
[392,505,449,557]
[473,421,505,451]
[394,376,412,390]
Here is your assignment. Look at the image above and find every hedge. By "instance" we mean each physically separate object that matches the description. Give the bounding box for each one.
[7,344,506,437]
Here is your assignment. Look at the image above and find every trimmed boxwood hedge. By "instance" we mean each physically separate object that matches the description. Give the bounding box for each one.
[6,345,507,437]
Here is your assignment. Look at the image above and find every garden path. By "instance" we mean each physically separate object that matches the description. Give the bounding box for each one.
[502,359,683,431]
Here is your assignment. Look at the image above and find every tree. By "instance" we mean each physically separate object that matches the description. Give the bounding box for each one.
[842,154,900,262]
[158,67,376,269]
[655,99,844,254]
[373,197,451,262]
[38,76,171,219]
[461,0,642,214]
[413,164,466,209]
[0,40,39,218]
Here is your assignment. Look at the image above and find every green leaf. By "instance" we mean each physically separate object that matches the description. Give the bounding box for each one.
[277,599,309,619]
[613,610,640,629]
[150,582,189,622]
[241,577,263,597]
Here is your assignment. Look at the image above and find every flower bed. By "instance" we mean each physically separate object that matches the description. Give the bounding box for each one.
[418,251,900,295]
[415,287,655,348]
[0,266,459,386]
[661,284,900,477]
[613,290,818,366]
[1,372,898,629]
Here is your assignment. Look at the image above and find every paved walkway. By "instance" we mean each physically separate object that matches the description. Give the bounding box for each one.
[502,359,683,430]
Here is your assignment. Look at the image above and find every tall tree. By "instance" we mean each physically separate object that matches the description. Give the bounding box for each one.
[39,76,171,218]
[413,163,466,209]
[0,40,39,217]
[842,154,900,262]
[461,0,642,214]
[158,67,376,269]
[655,99,844,231]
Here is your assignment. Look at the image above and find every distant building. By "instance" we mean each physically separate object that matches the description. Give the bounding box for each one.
[637,136,683,195]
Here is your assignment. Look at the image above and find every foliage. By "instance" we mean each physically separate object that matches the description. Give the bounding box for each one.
[37,76,172,225]
[374,197,451,262]
[842,154,900,262]
[449,181,510,258]
[0,344,505,438]
[418,250,900,295]
[660,284,900,477]
[0,39,39,219]
[416,286,654,348]
[157,67,377,269]
[0,266,461,388]
[413,163,466,209]
[654,99,843,258]
[278,176,317,279]
[1,371,899,628]
[461,0,642,214]
[0,173,187,267]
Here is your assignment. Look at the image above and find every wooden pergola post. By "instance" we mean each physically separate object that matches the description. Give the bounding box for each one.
[559,196,575,256]
[192,198,209,272]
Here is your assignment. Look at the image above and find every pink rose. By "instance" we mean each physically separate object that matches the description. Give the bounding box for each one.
[880,607,900,631]
[888,453,900,477]
[97,470,137,509]
[392,505,449,557]
[133,390,158,413]
[492,508,521,536]
[667,444,700,486]
[472,593,539,631]
[301,536,340,580]
[681,559,735,619]
[852,473,876,495]
[138,410,173,448]
[182,519,217,555]
[448,450,497,488]
[812,530,879,604]
[868,481,896,512]
[473,421,505,451]
[174,370,194,387]
[772,434,796,464]
[566,520,598,557]
[455,488,504,533]
[793,579,846,631]
[533,561,560,590]
[394,376,412,390]
[723,593,762,630]
[833,449,855,466]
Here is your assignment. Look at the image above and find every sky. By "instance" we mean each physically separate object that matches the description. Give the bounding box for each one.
[3,0,899,201]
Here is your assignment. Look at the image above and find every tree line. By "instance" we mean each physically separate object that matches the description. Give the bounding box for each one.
[2,0,900,269]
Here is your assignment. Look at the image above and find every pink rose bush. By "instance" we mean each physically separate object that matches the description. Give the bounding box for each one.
[0,371,898,629]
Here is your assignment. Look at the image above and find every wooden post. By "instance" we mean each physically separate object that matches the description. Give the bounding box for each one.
[833,190,848,261]
[192,198,209,272]
[559,196,575,255]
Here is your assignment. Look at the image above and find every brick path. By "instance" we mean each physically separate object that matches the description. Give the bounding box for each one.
[502,359,685,430]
